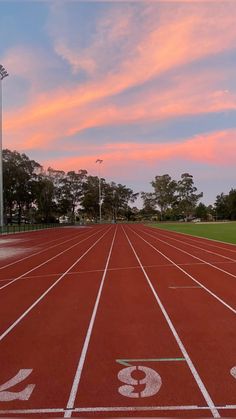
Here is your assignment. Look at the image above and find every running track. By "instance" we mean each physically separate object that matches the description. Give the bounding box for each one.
[0,223,235,417]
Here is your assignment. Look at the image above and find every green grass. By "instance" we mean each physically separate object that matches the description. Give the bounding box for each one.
[150,221,236,244]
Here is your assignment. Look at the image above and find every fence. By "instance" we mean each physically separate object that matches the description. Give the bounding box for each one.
[0,223,71,235]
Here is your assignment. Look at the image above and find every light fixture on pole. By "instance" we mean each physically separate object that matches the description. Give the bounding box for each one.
[0,65,9,229]
[95,159,103,223]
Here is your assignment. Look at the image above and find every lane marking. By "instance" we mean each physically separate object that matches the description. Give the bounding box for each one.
[74,404,232,412]
[64,227,117,418]
[129,227,236,315]
[0,227,101,271]
[145,225,236,252]
[144,226,236,258]
[230,366,236,379]
[4,260,236,283]
[0,227,112,343]
[1,404,236,414]
[139,227,236,282]
[122,226,220,418]
[118,366,162,398]
[116,358,185,366]
[0,369,35,402]
[0,227,109,291]
[169,286,201,289]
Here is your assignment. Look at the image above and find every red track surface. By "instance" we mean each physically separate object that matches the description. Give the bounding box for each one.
[0,224,235,417]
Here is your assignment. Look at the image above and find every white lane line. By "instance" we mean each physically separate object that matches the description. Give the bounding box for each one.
[0,227,112,343]
[64,227,117,418]
[146,226,236,251]
[0,226,105,271]
[230,366,236,379]
[0,408,64,414]
[148,228,236,263]
[169,286,201,289]
[74,404,229,412]
[0,404,236,415]
[2,260,236,284]
[130,228,236,315]
[0,227,108,291]
[140,228,236,280]
[122,226,220,418]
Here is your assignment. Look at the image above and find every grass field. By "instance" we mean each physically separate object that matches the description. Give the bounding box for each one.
[151,221,236,244]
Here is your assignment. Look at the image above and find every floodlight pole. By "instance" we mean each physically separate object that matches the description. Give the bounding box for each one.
[96,159,103,223]
[0,65,9,229]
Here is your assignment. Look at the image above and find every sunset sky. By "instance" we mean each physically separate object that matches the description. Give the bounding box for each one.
[1,0,236,207]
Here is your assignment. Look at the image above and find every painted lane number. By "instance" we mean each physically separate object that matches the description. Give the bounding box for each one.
[230,366,236,380]
[0,369,35,402]
[118,366,162,398]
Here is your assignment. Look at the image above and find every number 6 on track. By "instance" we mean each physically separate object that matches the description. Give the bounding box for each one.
[118,366,162,398]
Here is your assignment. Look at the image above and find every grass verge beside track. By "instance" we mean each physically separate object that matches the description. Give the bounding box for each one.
[150,221,236,244]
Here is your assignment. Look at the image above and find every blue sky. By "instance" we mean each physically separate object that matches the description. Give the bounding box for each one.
[1,0,236,207]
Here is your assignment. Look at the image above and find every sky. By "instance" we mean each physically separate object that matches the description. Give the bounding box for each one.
[1,0,236,208]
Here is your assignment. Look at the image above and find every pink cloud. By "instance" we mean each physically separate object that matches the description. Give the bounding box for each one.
[41,130,236,182]
[3,1,236,159]
[4,65,236,152]
[5,2,236,129]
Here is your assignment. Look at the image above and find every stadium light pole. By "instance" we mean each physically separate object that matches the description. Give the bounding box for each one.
[0,65,9,229]
[95,159,103,223]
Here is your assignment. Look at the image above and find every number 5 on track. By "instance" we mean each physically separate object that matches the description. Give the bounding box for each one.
[118,366,162,398]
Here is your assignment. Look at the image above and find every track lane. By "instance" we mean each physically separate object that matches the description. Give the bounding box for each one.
[125,225,236,415]
[143,225,236,254]
[130,225,236,311]
[0,226,116,416]
[0,224,235,417]
[0,227,94,269]
[69,225,218,417]
[137,225,236,266]
[140,225,236,277]
[0,226,111,336]
[0,226,105,285]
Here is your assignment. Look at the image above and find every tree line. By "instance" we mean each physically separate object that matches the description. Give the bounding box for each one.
[2,149,236,224]
[3,149,138,224]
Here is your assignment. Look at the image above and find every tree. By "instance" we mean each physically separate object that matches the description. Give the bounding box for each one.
[80,175,102,221]
[102,182,138,221]
[228,189,236,220]
[151,174,177,220]
[140,192,158,219]
[33,175,56,222]
[214,193,229,220]
[176,173,203,220]
[3,149,42,223]
[56,169,87,222]
[194,202,208,220]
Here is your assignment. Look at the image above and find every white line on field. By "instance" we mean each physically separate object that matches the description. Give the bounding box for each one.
[146,227,236,264]
[145,225,236,251]
[0,227,112,343]
[140,226,236,278]
[0,227,105,271]
[129,227,236,315]
[0,404,236,415]
[64,227,117,418]
[0,227,108,291]
[2,260,236,284]
[169,286,201,289]
[122,225,220,419]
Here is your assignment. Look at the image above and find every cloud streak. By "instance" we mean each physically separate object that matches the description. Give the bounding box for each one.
[2,0,236,204]
[41,130,236,180]
[4,1,236,139]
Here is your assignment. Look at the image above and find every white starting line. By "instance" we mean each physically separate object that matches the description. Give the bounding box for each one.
[0,404,236,415]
